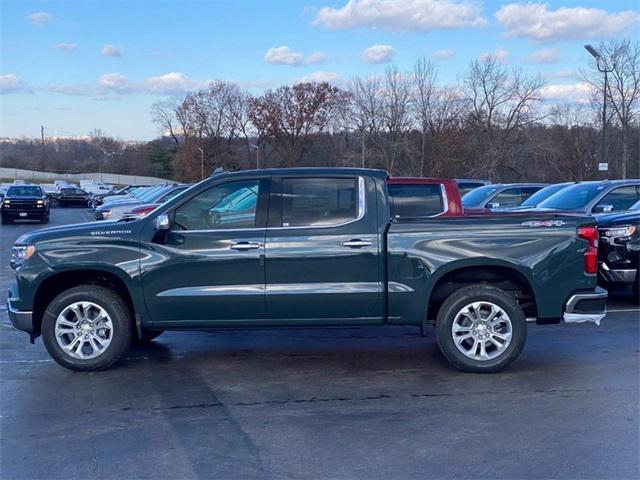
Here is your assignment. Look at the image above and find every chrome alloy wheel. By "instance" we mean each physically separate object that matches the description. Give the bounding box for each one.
[451,301,513,361]
[54,302,113,360]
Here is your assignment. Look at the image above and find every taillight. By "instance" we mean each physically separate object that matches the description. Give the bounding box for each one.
[578,226,598,274]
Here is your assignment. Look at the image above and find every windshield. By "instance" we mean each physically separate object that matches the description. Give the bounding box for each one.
[537,183,606,210]
[7,186,43,197]
[145,186,174,202]
[135,186,161,201]
[462,185,498,207]
[159,187,188,203]
[521,184,571,207]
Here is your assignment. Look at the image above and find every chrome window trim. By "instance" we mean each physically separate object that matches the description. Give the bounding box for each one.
[174,175,366,234]
[431,184,449,218]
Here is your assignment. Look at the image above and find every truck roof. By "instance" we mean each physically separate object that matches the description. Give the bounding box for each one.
[213,167,389,180]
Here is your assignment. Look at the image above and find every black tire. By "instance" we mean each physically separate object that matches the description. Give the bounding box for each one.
[135,329,164,344]
[41,285,133,371]
[436,285,527,373]
[50,199,60,208]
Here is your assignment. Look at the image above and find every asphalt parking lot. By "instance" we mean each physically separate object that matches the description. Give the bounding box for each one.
[1,208,639,479]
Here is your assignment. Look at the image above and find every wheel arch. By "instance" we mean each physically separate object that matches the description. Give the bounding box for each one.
[425,259,538,322]
[32,267,138,337]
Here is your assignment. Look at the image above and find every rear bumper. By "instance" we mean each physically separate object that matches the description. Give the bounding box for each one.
[563,287,607,326]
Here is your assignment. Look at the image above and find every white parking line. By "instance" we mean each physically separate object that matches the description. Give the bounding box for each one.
[607,308,640,314]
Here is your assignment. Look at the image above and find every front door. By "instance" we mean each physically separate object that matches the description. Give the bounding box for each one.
[264,175,383,324]
[141,178,270,326]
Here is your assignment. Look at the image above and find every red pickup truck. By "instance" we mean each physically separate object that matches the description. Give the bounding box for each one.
[387,177,463,218]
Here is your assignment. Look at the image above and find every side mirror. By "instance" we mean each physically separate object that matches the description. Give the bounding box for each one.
[155,213,171,231]
[594,204,614,214]
[486,202,500,209]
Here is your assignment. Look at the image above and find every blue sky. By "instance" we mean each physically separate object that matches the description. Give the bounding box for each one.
[1,0,638,140]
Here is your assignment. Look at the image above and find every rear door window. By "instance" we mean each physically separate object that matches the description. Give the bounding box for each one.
[281,177,359,227]
[388,184,444,218]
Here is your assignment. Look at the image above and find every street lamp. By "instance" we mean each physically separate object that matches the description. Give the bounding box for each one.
[584,44,615,174]
[250,144,260,169]
[197,147,204,180]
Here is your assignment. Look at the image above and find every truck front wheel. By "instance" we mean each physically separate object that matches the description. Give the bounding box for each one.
[436,285,527,373]
[41,285,133,371]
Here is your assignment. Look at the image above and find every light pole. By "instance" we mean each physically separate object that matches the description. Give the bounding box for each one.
[584,44,615,175]
[197,147,204,180]
[250,144,260,169]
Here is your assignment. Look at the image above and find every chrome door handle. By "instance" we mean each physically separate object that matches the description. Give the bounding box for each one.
[342,239,373,248]
[230,242,261,251]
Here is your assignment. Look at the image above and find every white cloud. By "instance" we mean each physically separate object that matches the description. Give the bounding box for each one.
[99,72,198,95]
[540,82,593,103]
[102,44,122,57]
[98,73,134,94]
[362,44,395,64]
[27,11,53,26]
[53,43,78,52]
[305,51,327,65]
[479,48,510,63]
[496,3,640,41]
[529,48,559,64]
[433,49,455,60]
[294,71,342,84]
[313,0,487,32]
[143,72,197,94]
[265,46,305,66]
[0,74,33,94]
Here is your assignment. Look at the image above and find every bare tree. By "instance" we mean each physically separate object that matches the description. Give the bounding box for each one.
[412,58,438,176]
[585,39,640,178]
[151,98,182,149]
[462,57,545,180]
[381,65,412,174]
[249,82,348,166]
[343,75,384,167]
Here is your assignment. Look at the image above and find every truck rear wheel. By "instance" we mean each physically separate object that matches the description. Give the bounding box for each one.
[41,285,133,371]
[436,285,527,373]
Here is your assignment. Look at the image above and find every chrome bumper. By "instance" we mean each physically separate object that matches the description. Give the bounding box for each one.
[6,300,34,334]
[563,287,607,326]
[600,263,637,284]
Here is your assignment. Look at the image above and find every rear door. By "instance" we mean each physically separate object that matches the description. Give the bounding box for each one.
[264,174,383,323]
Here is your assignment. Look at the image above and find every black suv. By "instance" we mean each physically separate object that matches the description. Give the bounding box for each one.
[49,187,91,208]
[597,208,640,299]
[1,185,50,224]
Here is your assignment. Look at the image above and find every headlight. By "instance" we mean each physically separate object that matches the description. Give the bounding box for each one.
[37,199,44,204]
[102,210,112,218]
[10,245,36,268]
[604,225,637,238]
[3,199,9,204]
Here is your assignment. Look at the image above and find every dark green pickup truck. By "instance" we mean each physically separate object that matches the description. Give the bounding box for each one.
[7,168,607,372]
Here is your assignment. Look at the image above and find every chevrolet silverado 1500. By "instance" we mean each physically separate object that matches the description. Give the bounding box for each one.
[7,168,607,372]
